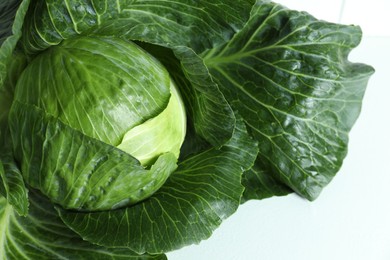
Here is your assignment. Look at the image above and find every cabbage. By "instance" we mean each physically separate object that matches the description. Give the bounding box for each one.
[0,0,373,258]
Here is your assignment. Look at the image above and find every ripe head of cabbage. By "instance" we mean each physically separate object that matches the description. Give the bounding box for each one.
[9,36,186,211]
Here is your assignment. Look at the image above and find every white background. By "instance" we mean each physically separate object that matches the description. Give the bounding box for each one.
[168,1,390,259]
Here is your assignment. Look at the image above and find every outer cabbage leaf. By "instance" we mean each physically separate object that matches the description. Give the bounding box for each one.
[203,1,374,200]
[0,0,21,45]
[0,191,166,259]
[0,0,30,87]
[135,43,213,158]
[58,116,258,254]
[20,0,254,147]
[241,158,292,203]
[0,1,31,213]
[0,138,28,216]
[137,42,235,149]
[9,102,177,211]
[0,52,29,216]
[21,0,253,54]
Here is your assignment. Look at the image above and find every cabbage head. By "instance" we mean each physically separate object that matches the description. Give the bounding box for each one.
[0,0,373,259]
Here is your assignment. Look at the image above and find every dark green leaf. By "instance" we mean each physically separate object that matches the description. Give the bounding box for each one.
[0,191,166,259]
[138,42,236,148]
[21,0,253,54]
[203,1,374,200]
[172,46,236,147]
[20,0,253,147]
[0,52,29,216]
[0,0,30,87]
[0,163,6,198]
[0,145,29,216]
[0,0,21,45]
[9,102,177,211]
[58,116,258,254]
[241,158,292,203]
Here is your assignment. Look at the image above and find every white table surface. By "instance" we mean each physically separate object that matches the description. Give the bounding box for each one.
[167,1,390,259]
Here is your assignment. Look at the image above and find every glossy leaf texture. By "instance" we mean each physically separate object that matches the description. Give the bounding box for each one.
[137,43,235,149]
[21,0,253,54]
[0,52,29,216]
[0,0,375,258]
[0,134,28,216]
[0,191,166,259]
[134,43,213,158]
[0,0,29,86]
[241,158,292,203]
[58,116,258,254]
[20,0,255,147]
[0,0,21,44]
[15,36,172,147]
[9,102,178,211]
[203,1,374,200]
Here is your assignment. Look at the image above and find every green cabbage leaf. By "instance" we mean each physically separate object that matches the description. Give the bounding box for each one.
[0,190,166,259]
[0,0,373,258]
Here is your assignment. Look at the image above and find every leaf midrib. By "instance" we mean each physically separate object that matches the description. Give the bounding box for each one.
[0,202,12,259]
